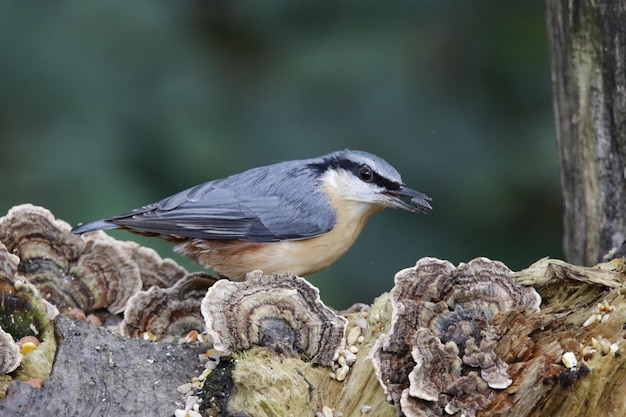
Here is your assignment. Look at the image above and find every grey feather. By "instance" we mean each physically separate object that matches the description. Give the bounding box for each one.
[72,219,119,234]
[73,155,339,241]
[71,150,410,242]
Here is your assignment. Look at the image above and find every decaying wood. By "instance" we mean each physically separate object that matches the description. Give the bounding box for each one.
[547,0,626,265]
[490,258,626,416]
[1,205,626,417]
[202,258,626,417]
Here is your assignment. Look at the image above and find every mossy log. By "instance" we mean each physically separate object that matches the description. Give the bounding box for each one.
[0,205,625,417]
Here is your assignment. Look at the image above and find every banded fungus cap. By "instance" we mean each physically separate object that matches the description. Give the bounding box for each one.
[122,272,217,339]
[201,270,346,366]
[372,257,541,417]
[0,205,143,314]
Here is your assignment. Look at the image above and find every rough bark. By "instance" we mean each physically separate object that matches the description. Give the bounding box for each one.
[0,316,207,417]
[547,0,626,265]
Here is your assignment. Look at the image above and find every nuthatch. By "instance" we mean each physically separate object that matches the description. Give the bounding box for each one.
[72,149,431,279]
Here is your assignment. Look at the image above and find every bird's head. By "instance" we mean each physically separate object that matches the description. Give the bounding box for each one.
[313,150,432,214]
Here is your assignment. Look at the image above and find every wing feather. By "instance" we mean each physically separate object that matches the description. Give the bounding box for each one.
[101,161,336,242]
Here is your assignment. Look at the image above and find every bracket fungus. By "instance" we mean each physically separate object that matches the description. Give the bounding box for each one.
[121,272,217,339]
[372,257,541,417]
[0,205,144,314]
[201,270,347,366]
[71,232,143,314]
[115,241,188,290]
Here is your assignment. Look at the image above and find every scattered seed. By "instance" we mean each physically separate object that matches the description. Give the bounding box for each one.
[185,395,199,410]
[24,378,44,388]
[346,326,361,346]
[561,351,577,369]
[142,332,157,342]
[85,314,103,326]
[591,337,599,350]
[581,346,595,361]
[199,368,212,381]
[185,330,199,344]
[342,350,357,365]
[176,383,193,394]
[20,342,38,355]
[583,314,597,327]
[335,365,350,381]
[354,317,368,330]
[599,337,612,355]
[19,335,40,347]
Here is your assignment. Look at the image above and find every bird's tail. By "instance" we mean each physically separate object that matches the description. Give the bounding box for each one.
[72,219,118,234]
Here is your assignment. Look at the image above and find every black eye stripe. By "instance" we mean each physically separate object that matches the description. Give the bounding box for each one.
[309,158,400,190]
[368,169,400,190]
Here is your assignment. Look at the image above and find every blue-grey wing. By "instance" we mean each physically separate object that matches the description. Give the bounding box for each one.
[94,165,336,242]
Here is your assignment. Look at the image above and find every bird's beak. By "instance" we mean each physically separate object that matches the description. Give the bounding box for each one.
[384,185,432,213]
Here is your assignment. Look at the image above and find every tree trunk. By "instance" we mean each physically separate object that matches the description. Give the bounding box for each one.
[547,0,626,266]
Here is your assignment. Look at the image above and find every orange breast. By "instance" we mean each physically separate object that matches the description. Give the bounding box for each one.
[176,181,382,279]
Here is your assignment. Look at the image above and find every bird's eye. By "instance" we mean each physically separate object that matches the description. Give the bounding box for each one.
[359,166,374,182]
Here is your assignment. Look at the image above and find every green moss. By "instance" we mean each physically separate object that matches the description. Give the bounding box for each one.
[229,347,327,417]
[0,280,57,397]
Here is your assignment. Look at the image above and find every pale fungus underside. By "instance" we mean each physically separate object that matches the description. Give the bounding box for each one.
[1,204,626,416]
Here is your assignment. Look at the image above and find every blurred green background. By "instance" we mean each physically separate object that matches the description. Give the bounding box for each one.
[0,1,561,309]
